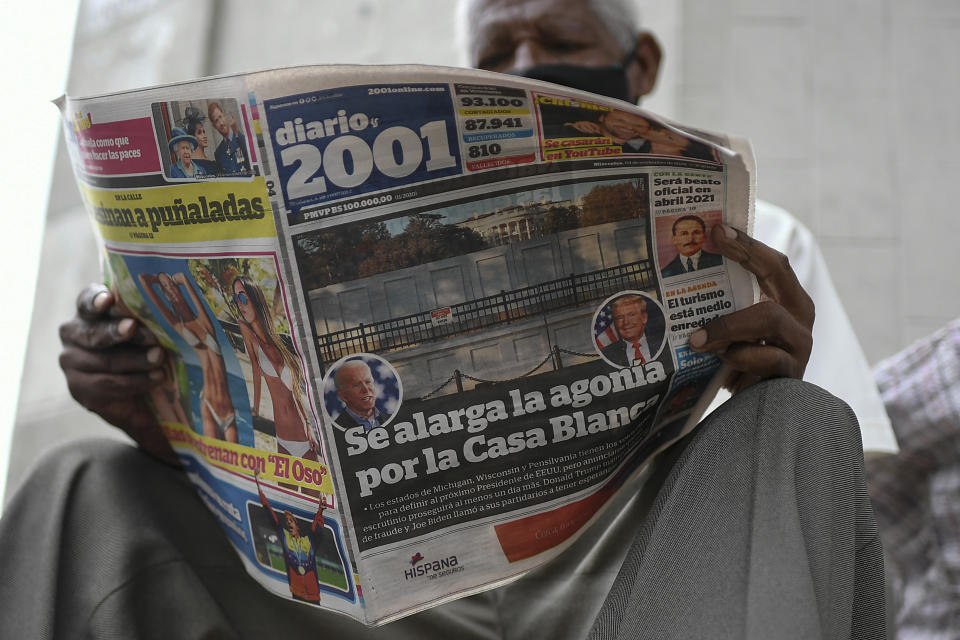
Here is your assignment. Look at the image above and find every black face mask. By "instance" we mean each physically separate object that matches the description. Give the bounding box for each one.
[508,44,637,103]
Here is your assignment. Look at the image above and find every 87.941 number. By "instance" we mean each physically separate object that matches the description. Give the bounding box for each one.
[464,117,523,130]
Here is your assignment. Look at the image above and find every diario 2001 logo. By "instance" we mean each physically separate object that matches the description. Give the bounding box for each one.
[265,84,462,215]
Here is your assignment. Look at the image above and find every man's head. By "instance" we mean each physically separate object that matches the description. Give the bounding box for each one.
[611,295,647,344]
[208,102,230,138]
[334,360,377,418]
[283,511,300,536]
[460,0,661,103]
[598,110,650,141]
[671,216,707,257]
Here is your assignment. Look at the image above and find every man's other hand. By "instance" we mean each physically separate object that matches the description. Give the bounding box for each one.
[689,225,815,394]
[59,284,179,465]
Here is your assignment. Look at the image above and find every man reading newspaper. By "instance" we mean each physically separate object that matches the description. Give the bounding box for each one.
[0,0,887,638]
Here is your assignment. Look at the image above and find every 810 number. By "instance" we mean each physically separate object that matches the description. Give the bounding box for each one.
[467,143,502,158]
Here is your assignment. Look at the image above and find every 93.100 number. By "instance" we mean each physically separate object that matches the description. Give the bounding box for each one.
[459,96,524,108]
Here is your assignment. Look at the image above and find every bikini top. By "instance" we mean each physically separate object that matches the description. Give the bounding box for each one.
[258,343,293,390]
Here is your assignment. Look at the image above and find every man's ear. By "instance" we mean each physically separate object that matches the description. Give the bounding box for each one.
[627,31,662,102]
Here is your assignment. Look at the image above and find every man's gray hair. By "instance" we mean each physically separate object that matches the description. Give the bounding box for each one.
[457,0,640,66]
[334,359,371,391]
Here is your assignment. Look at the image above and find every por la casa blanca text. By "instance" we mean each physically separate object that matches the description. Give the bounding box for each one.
[346,361,666,497]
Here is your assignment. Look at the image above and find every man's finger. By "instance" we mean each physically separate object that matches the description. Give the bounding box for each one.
[710,225,814,327]
[125,323,160,347]
[689,301,811,356]
[714,342,804,380]
[723,371,763,396]
[76,283,112,319]
[60,343,165,375]
[59,315,140,350]
[63,369,163,401]
[73,283,160,346]
[60,313,159,349]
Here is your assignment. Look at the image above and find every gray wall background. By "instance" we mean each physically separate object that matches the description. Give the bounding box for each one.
[8,0,958,500]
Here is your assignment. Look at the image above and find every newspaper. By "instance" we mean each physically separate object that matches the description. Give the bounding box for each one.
[57,64,758,625]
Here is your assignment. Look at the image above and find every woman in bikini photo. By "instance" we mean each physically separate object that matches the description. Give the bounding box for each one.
[139,271,237,443]
[232,275,318,461]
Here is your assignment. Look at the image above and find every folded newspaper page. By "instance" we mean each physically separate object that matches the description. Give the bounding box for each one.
[58,64,757,625]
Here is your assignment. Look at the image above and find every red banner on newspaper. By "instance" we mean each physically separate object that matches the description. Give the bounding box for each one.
[466,153,536,171]
[494,484,616,562]
[73,117,161,175]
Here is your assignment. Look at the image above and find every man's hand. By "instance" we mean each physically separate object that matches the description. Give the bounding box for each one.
[59,284,180,465]
[688,225,814,394]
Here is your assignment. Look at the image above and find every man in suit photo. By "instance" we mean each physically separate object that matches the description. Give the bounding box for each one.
[599,294,664,367]
[660,215,723,277]
[561,108,654,154]
[208,101,251,176]
[331,359,387,432]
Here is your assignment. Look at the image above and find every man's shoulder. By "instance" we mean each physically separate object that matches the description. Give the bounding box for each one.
[601,340,627,364]
[661,255,684,276]
[700,250,723,267]
[752,200,812,256]
[333,411,359,431]
[601,339,623,354]
[646,323,664,351]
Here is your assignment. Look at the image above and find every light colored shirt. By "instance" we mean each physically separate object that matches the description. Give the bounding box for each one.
[706,201,896,453]
[682,250,702,271]
[623,137,649,152]
[342,406,382,432]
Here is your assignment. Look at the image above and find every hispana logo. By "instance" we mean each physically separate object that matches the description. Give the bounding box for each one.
[403,553,463,581]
